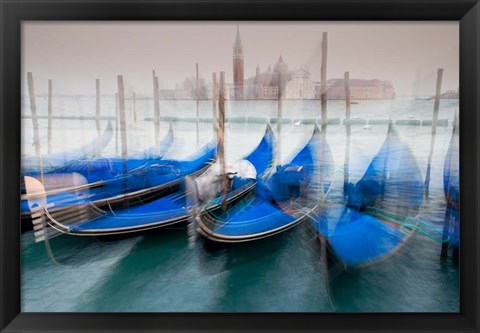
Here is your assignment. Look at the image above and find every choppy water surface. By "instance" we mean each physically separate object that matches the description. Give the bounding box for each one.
[21,97,459,312]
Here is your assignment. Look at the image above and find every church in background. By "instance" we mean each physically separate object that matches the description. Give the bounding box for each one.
[232,26,244,99]
[232,27,395,100]
[244,57,316,99]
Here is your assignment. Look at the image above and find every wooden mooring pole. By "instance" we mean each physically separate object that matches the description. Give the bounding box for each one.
[153,70,161,154]
[424,68,443,196]
[47,79,53,154]
[115,92,119,155]
[117,75,129,196]
[318,33,333,305]
[320,32,328,129]
[196,63,200,146]
[277,71,283,165]
[95,79,101,154]
[133,92,137,123]
[319,31,328,200]
[27,72,44,183]
[212,72,218,139]
[218,71,228,213]
[343,71,351,195]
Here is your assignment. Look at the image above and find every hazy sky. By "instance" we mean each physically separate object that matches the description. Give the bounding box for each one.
[22,21,458,96]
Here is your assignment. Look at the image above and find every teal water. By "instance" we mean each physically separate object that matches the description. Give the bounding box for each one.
[21,98,459,312]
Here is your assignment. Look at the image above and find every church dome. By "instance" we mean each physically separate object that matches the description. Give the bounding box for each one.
[273,55,288,73]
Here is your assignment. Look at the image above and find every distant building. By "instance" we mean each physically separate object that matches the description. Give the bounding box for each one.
[231,26,393,101]
[319,78,395,100]
[284,68,316,99]
[248,60,286,99]
[159,76,209,100]
[245,56,316,99]
[233,25,244,99]
[233,27,315,100]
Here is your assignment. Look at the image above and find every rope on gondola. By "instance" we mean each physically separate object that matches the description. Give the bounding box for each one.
[366,207,450,243]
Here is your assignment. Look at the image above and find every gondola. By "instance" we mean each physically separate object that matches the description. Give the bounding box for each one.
[21,120,114,176]
[25,125,274,238]
[312,124,424,270]
[196,125,334,243]
[20,126,175,218]
[442,116,459,261]
[191,124,276,213]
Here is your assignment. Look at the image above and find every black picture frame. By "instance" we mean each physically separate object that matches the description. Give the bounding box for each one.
[1,0,479,332]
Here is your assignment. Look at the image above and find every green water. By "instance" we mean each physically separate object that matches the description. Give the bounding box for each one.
[20,213,459,312]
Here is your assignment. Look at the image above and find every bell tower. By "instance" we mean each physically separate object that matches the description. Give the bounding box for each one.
[233,25,244,99]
